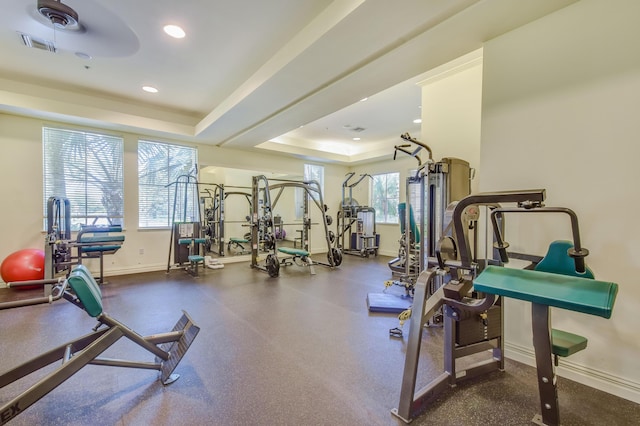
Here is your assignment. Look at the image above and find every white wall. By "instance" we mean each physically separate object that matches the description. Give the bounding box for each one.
[0,114,348,279]
[481,0,640,403]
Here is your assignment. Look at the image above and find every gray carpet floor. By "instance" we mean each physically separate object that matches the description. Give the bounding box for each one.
[1,254,638,425]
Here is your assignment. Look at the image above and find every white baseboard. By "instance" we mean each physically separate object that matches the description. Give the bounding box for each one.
[505,342,640,404]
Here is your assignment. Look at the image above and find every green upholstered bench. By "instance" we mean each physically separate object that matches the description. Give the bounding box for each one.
[228,237,250,254]
[474,266,617,318]
[178,238,206,276]
[278,247,309,257]
[277,247,314,274]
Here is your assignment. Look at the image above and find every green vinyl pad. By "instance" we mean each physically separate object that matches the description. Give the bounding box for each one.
[81,245,121,253]
[79,235,125,243]
[188,255,205,263]
[474,266,617,318]
[67,265,103,318]
[552,329,588,357]
[230,238,249,244]
[278,247,309,257]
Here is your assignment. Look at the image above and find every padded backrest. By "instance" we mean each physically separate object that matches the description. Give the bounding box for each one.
[535,240,594,279]
[67,265,103,317]
[398,203,420,243]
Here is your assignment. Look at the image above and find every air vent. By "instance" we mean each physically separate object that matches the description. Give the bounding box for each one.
[350,126,366,133]
[19,32,56,53]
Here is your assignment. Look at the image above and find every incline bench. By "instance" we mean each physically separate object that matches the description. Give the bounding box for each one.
[474,265,617,426]
[0,265,199,424]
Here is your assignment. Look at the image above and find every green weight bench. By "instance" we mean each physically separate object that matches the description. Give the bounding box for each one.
[474,260,617,426]
[278,247,315,275]
[178,237,207,276]
[0,264,200,424]
[228,237,251,255]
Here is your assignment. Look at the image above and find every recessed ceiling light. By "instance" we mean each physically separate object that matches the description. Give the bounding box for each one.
[413,118,422,124]
[352,137,361,141]
[142,86,158,93]
[359,97,368,102]
[163,25,185,39]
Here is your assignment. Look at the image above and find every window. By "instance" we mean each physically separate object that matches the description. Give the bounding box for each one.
[304,163,324,200]
[372,172,399,223]
[296,163,324,219]
[138,140,198,228]
[43,127,124,229]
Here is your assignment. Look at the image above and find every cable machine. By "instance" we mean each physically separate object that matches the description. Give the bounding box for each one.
[201,185,225,256]
[335,173,379,257]
[368,133,472,314]
[166,173,205,274]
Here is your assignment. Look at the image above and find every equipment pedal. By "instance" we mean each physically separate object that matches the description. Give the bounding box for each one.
[157,311,200,384]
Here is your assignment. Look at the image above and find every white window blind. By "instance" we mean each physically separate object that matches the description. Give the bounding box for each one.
[138,140,198,228]
[43,127,124,229]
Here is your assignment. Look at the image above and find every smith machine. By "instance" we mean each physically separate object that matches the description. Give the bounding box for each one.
[250,175,342,277]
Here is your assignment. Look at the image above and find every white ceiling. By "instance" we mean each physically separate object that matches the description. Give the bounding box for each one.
[0,0,577,165]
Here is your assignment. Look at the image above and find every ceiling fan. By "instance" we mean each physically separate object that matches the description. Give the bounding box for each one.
[37,0,79,29]
[13,0,139,58]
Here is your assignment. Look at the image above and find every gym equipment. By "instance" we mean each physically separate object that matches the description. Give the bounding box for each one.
[178,235,207,277]
[201,184,253,257]
[0,249,45,285]
[42,196,126,288]
[335,173,379,257]
[278,247,316,275]
[0,265,200,424]
[369,133,472,314]
[166,174,205,275]
[250,175,342,277]
[76,225,125,283]
[201,185,225,256]
[391,189,618,426]
[228,237,251,255]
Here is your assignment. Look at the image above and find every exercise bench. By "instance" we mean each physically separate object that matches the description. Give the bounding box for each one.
[0,264,200,424]
[228,237,251,255]
[76,225,125,284]
[178,237,206,276]
[278,247,315,275]
[474,265,617,425]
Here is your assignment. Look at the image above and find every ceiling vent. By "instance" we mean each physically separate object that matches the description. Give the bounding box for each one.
[19,32,57,53]
[37,0,79,29]
[350,126,366,133]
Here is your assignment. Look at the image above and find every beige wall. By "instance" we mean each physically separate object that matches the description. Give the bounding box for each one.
[481,0,640,403]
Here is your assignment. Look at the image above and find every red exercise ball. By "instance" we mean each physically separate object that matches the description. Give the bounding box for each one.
[1,249,46,288]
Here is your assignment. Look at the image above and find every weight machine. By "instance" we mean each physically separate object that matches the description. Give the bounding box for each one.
[335,173,379,257]
[368,133,472,314]
[166,174,206,275]
[391,189,618,426]
[249,175,343,277]
[201,185,253,257]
